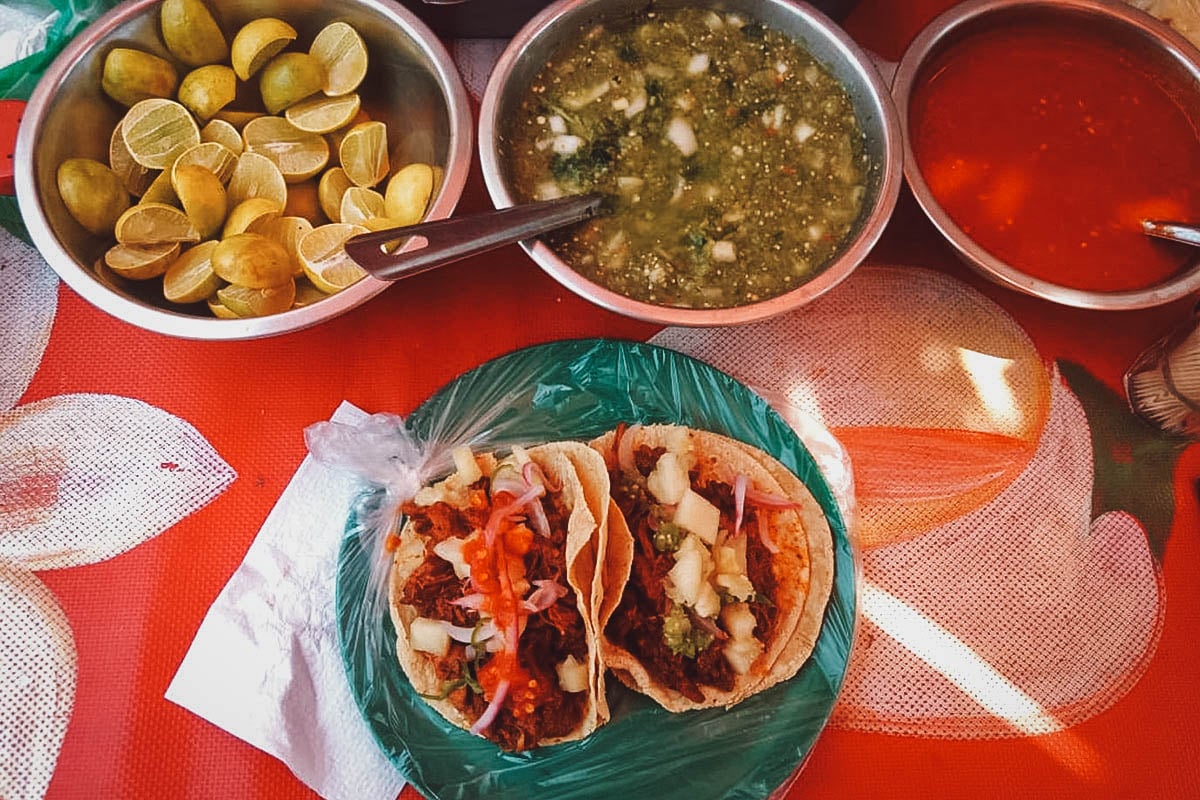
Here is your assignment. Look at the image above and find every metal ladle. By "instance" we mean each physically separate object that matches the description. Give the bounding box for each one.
[1142,220,1200,247]
[343,193,608,281]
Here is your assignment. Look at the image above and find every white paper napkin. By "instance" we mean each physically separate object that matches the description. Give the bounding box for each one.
[165,401,406,800]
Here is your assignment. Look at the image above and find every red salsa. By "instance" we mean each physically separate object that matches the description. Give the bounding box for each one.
[909,18,1200,292]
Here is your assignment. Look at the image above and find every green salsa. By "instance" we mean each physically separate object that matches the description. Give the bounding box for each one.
[502,6,869,309]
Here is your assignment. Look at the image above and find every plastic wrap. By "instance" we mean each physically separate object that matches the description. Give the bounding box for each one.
[0,0,116,238]
[313,338,857,800]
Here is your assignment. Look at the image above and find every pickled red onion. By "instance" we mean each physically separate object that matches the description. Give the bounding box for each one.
[527,495,552,538]
[758,522,781,554]
[733,474,747,537]
[523,460,561,492]
[490,468,529,498]
[449,593,486,611]
[744,485,804,510]
[483,483,545,547]
[740,481,799,554]
[470,678,511,735]
[523,579,568,613]
[466,477,559,737]
[520,462,555,537]
[616,423,642,472]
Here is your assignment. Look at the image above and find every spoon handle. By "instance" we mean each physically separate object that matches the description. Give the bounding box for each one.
[343,193,607,281]
[1142,219,1200,247]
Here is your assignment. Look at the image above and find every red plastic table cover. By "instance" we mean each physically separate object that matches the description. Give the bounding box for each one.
[2,1,1199,798]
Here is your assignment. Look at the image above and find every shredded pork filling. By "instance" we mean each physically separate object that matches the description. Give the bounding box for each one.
[399,481,589,751]
[606,445,779,703]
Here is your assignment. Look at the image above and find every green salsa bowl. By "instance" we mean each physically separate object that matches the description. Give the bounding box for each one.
[478,0,902,327]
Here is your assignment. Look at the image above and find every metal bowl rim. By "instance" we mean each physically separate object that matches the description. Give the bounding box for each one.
[892,0,1200,311]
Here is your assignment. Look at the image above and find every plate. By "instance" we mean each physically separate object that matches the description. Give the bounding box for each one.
[336,338,857,800]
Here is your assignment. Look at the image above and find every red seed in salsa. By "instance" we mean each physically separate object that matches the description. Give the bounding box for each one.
[909,19,1200,292]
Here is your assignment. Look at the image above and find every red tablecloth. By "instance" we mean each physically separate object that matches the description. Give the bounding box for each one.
[7,1,1200,797]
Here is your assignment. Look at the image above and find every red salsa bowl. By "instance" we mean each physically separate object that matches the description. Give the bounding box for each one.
[893,0,1200,310]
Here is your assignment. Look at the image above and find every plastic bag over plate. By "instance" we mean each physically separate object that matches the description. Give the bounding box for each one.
[304,338,859,800]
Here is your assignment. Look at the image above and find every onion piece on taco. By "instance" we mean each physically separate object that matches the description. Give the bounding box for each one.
[590,424,835,711]
[388,441,611,750]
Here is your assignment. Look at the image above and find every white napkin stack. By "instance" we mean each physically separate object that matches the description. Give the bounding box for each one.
[165,402,406,800]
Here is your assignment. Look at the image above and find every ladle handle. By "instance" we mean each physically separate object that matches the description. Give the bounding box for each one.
[1142,219,1200,247]
[344,193,607,281]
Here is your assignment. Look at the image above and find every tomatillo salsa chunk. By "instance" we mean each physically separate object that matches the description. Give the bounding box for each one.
[502,7,868,309]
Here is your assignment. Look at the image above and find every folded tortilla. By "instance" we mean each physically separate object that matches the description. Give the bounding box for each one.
[388,442,611,750]
[589,424,834,711]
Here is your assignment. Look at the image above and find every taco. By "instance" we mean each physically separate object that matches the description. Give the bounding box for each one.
[388,441,611,751]
[590,424,834,711]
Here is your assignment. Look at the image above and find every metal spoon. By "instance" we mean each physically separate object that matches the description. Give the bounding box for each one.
[343,193,608,281]
[1142,219,1200,247]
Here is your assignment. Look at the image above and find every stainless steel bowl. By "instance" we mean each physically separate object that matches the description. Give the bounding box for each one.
[15,0,472,340]
[892,0,1200,311]
[478,0,903,327]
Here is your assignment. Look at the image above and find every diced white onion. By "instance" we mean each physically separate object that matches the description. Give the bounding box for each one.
[616,176,644,193]
[768,104,786,131]
[625,92,647,118]
[808,224,826,241]
[712,240,737,262]
[535,181,563,200]
[552,135,584,155]
[724,637,763,675]
[687,53,710,74]
[674,489,721,545]
[548,115,566,134]
[794,121,815,144]
[666,116,698,156]
[612,96,630,111]
[556,655,589,693]
[451,445,482,484]
[433,537,471,579]
[410,617,450,657]
[715,571,756,601]
[725,12,746,28]
[563,80,611,109]
[644,62,674,79]
[722,604,758,640]
[669,175,686,204]
[666,544,705,606]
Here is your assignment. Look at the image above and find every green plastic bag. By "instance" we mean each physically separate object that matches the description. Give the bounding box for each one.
[0,0,117,239]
